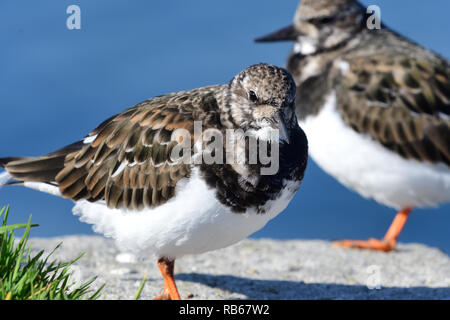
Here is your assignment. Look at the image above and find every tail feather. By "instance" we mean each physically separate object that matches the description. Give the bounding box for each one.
[1,156,65,182]
[0,157,23,168]
[6,168,63,182]
[0,141,84,184]
[4,156,65,173]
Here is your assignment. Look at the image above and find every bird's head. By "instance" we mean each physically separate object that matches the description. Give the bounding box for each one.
[225,63,297,144]
[255,0,366,55]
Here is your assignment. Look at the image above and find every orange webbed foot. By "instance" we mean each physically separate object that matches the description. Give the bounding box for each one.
[332,208,412,253]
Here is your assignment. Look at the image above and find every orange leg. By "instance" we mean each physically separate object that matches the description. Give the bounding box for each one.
[333,208,412,252]
[153,258,181,300]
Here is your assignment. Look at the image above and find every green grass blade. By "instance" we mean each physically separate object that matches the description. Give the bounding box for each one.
[134,275,147,300]
[0,223,39,234]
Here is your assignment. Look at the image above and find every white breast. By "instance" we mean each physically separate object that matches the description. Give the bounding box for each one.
[300,92,450,210]
[72,168,300,259]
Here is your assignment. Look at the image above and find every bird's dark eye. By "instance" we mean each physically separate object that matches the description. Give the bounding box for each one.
[310,16,334,24]
[320,17,334,24]
[248,91,258,102]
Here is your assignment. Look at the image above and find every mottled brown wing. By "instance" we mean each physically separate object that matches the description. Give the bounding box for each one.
[54,86,221,210]
[336,54,450,166]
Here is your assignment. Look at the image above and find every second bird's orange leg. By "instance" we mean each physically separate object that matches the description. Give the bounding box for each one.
[333,208,412,252]
[153,258,181,300]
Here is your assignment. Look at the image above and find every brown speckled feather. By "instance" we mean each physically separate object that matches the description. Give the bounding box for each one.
[336,54,450,165]
[53,85,224,209]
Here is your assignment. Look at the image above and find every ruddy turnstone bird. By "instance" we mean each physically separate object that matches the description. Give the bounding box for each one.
[256,0,450,252]
[0,63,308,299]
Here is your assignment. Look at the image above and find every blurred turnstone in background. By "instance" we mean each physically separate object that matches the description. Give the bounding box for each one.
[256,0,450,252]
[0,63,308,299]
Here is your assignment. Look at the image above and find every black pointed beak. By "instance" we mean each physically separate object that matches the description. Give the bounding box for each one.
[273,112,290,144]
[254,24,302,43]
